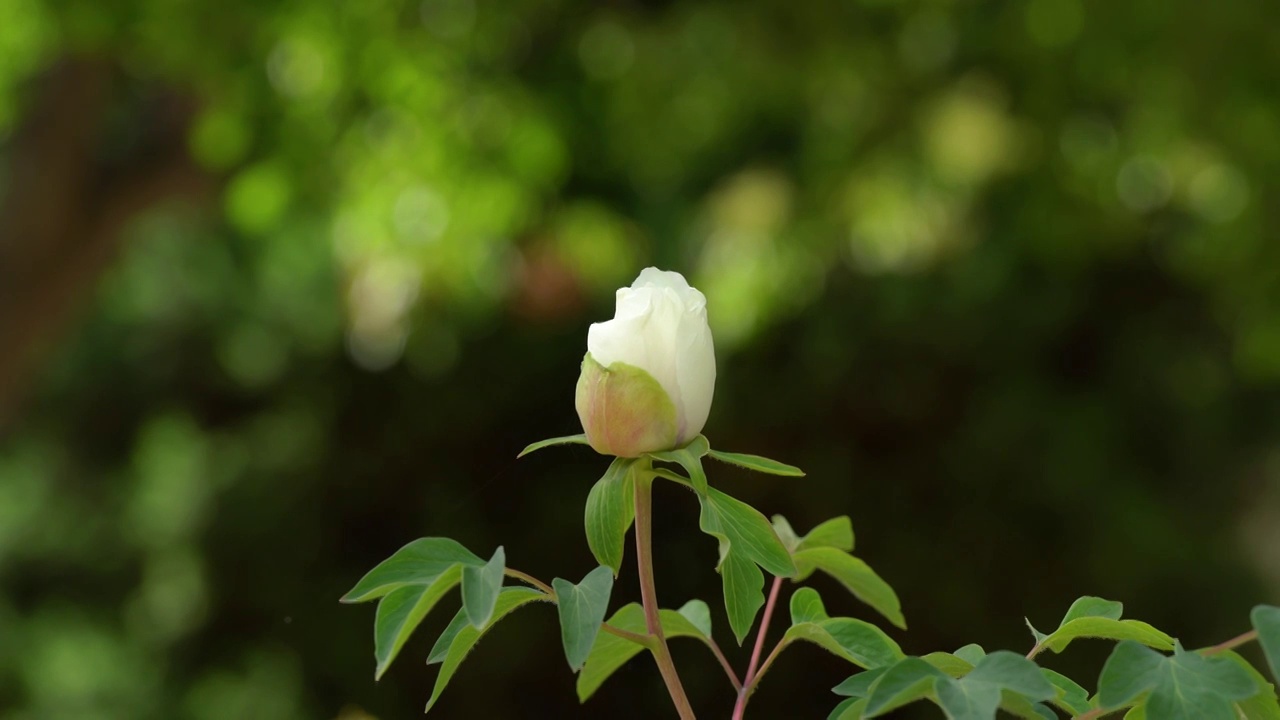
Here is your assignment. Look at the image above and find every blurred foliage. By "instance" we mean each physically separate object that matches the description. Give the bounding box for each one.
[1,0,1279,717]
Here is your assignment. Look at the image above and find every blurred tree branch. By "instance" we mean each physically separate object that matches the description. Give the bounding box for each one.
[0,57,211,431]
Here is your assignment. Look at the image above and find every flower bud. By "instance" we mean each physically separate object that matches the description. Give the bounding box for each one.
[575,268,716,456]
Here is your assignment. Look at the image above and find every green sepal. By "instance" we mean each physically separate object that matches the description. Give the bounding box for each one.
[648,435,710,493]
[517,434,590,458]
[706,448,805,477]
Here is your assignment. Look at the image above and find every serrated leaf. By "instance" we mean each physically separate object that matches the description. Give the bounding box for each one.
[552,566,615,672]
[1253,605,1280,682]
[833,667,889,698]
[342,538,483,603]
[1221,650,1280,720]
[828,698,868,720]
[576,603,711,702]
[517,433,590,457]
[373,564,463,679]
[797,516,855,553]
[648,435,710,493]
[954,644,986,666]
[1041,667,1091,715]
[922,651,974,677]
[706,448,805,477]
[1098,641,1256,719]
[584,458,635,575]
[791,587,830,625]
[1062,596,1125,624]
[461,546,504,629]
[864,657,946,717]
[426,586,548,712]
[1040,617,1174,654]
[676,599,712,639]
[698,486,797,643]
[792,546,905,629]
[782,616,905,670]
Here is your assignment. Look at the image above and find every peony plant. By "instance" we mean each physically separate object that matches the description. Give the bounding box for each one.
[344,268,1280,719]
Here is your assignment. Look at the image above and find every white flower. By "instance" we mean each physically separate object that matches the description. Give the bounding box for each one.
[575,268,717,457]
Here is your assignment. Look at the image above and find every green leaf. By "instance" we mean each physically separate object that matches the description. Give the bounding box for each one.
[1041,668,1091,715]
[518,433,590,457]
[1221,650,1280,720]
[718,550,766,645]
[828,698,868,720]
[833,667,889,698]
[864,656,946,717]
[1040,617,1174,654]
[966,651,1055,699]
[934,651,1054,720]
[698,485,797,643]
[426,586,548,712]
[1253,605,1280,681]
[706,448,805,477]
[772,515,801,551]
[552,566,615,672]
[576,603,711,702]
[791,587,830,625]
[1098,641,1256,719]
[999,692,1057,720]
[426,607,468,665]
[936,676,1002,720]
[342,537,483,603]
[954,644,987,666]
[792,546,905,629]
[922,652,974,677]
[373,564,463,679]
[648,435,710,493]
[797,516,855,553]
[1062,596,1125,624]
[461,546,504,629]
[781,598,905,671]
[676,599,712,638]
[1125,704,1148,719]
[584,458,635,575]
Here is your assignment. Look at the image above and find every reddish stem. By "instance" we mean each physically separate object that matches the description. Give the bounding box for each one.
[731,575,784,720]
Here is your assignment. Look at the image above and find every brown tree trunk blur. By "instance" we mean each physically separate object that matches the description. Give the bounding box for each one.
[0,57,210,432]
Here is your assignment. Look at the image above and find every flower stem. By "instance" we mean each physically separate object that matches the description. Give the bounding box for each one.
[1201,629,1259,656]
[635,466,697,719]
[503,568,554,596]
[732,575,784,719]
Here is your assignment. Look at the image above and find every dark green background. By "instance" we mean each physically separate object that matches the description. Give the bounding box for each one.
[1,0,1277,717]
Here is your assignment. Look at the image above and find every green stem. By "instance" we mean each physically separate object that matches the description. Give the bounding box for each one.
[635,465,697,720]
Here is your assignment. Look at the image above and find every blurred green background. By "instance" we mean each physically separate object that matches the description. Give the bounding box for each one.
[1,0,1278,717]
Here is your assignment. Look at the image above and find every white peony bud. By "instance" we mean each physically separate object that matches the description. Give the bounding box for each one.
[575,268,717,457]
